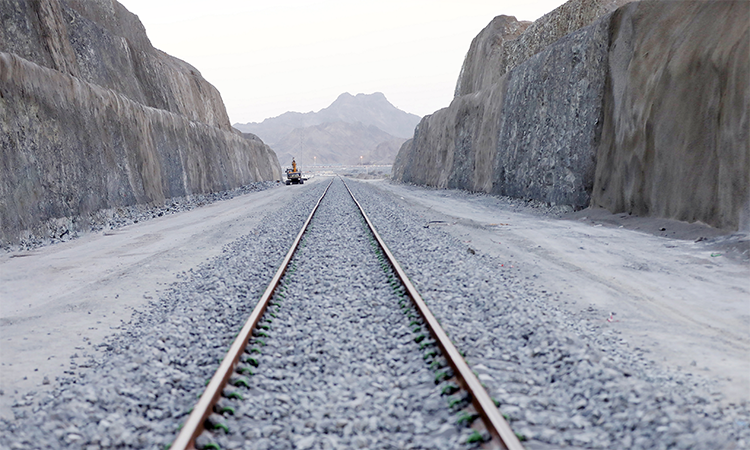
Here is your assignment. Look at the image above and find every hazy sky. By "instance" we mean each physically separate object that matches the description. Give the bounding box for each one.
[117,0,567,124]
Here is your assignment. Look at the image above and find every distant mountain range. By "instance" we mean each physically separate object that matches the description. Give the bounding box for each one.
[233,92,421,167]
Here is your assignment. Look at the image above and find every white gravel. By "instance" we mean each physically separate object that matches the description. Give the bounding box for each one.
[200,178,466,449]
[347,179,750,449]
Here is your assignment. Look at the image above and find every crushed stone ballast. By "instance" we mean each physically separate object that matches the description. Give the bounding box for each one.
[172,177,523,450]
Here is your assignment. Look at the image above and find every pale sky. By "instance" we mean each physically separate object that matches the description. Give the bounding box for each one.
[117,0,567,124]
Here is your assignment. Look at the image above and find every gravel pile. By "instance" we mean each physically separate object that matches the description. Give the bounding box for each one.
[347,180,750,449]
[202,178,466,450]
[0,181,319,448]
[2,181,280,252]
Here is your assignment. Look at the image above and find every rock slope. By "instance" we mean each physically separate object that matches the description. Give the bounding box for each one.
[393,0,749,231]
[394,2,615,211]
[0,0,282,245]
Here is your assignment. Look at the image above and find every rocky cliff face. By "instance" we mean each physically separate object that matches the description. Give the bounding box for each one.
[0,0,281,244]
[394,0,749,231]
[593,1,749,230]
[394,1,615,210]
[454,0,630,97]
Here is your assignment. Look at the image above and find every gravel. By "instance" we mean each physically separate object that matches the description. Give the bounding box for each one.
[0,180,319,448]
[2,177,748,449]
[202,178,467,449]
[347,179,750,449]
[1,180,280,252]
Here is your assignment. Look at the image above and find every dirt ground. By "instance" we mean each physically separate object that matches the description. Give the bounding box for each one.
[1,177,748,422]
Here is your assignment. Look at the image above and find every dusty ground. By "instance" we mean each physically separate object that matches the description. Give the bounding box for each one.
[0,182,302,420]
[1,176,748,423]
[369,180,749,407]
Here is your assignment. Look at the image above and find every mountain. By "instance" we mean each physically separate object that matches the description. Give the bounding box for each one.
[362,138,407,166]
[272,122,407,167]
[234,92,420,167]
[234,92,421,146]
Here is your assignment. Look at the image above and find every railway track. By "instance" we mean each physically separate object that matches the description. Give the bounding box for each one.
[3,176,747,449]
[172,177,523,450]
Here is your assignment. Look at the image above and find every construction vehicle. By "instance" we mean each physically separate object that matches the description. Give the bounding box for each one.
[285,158,303,185]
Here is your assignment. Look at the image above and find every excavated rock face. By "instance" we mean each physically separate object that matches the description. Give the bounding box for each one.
[490,16,611,209]
[392,81,510,194]
[395,3,614,210]
[501,0,631,78]
[453,16,531,98]
[394,0,749,231]
[0,0,282,244]
[454,0,630,97]
[0,0,230,130]
[593,1,749,231]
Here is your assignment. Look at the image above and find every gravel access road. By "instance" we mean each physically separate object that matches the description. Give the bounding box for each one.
[0,181,287,421]
[365,179,749,406]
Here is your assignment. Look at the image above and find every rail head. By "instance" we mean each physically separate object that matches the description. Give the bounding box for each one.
[340,178,525,450]
[171,178,334,450]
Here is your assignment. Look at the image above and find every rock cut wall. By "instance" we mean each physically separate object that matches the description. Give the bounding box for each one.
[0,0,282,244]
[394,1,614,210]
[593,1,749,230]
[0,0,232,130]
[394,0,749,231]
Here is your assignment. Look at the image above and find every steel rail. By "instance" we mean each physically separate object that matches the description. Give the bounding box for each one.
[341,178,525,450]
[171,178,334,450]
